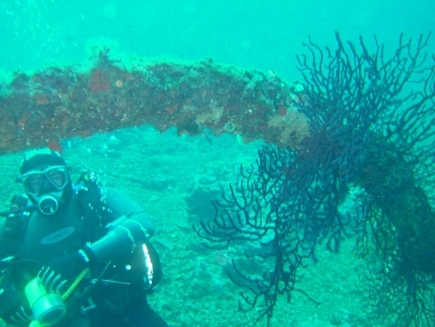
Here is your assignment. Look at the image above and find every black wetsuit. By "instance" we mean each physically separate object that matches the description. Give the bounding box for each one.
[0,186,168,327]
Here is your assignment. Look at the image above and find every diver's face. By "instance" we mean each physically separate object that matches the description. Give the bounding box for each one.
[19,165,70,215]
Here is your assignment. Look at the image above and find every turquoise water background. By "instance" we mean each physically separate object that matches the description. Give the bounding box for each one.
[0,1,434,327]
[0,0,433,81]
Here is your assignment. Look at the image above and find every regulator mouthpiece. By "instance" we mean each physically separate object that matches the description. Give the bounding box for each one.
[37,195,59,215]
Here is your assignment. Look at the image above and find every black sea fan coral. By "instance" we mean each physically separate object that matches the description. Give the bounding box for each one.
[195,146,318,325]
[297,33,435,185]
[196,33,435,326]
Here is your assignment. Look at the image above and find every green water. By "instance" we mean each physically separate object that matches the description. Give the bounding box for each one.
[0,1,434,326]
[0,0,433,81]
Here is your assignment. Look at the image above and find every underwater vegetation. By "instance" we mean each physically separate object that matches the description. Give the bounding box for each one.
[196,33,435,326]
[1,32,435,326]
[0,49,306,154]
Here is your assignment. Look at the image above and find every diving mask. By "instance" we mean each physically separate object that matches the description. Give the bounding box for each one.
[18,165,69,196]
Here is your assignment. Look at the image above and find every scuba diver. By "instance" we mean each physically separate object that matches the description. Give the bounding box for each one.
[0,148,169,327]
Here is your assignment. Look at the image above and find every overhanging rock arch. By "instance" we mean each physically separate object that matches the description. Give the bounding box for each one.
[0,51,309,154]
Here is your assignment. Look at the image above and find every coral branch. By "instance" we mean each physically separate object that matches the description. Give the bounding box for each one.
[196,33,435,326]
